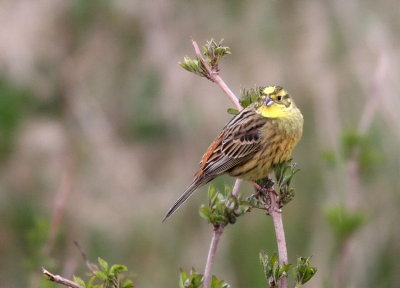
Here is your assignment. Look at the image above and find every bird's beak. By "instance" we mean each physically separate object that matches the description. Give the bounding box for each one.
[265,95,274,107]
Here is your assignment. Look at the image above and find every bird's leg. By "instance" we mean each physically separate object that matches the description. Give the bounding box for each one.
[252,178,276,213]
[252,178,274,193]
[252,177,280,214]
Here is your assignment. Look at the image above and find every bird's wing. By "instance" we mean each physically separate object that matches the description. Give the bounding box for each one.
[196,108,267,177]
[221,109,267,158]
[164,109,268,221]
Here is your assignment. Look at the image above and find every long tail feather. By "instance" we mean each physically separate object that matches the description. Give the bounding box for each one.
[162,177,207,222]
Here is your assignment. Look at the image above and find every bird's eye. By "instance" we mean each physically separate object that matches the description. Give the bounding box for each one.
[277,96,282,101]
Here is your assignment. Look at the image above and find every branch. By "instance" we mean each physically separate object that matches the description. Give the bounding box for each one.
[188,39,290,288]
[190,38,244,206]
[203,225,225,288]
[191,39,242,111]
[267,192,288,288]
[189,39,244,288]
[231,179,243,197]
[42,268,83,288]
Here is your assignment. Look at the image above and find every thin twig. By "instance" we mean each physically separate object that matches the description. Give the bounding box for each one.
[231,179,243,197]
[73,241,97,274]
[191,39,242,111]
[42,268,83,288]
[203,225,225,288]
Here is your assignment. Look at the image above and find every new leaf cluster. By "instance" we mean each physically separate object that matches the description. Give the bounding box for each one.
[179,268,230,288]
[72,258,133,288]
[179,39,230,80]
[199,185,251,227]
[259,252,317,288]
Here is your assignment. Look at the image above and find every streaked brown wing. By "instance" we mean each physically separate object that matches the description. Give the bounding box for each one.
[221,109,267,158]
[196,108,267,178]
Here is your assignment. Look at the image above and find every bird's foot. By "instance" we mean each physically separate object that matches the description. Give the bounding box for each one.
[252,178,281,214]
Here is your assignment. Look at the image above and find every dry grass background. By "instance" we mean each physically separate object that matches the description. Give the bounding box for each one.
[0,1,399,287]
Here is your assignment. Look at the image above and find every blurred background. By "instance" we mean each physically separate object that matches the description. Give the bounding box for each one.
[1,0,399,287]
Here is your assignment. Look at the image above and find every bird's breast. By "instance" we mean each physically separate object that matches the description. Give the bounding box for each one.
[228,113,303,181]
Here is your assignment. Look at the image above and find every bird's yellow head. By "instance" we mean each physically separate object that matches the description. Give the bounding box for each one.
[255,85,297,118]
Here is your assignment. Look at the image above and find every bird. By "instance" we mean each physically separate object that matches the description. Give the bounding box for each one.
[163,85,303,221]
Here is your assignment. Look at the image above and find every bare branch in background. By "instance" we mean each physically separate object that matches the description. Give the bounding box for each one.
[30,162,75,288]
[335,47,389,288]
[43,168,73,255]
[346,52,388,210]
[73,241,98,274]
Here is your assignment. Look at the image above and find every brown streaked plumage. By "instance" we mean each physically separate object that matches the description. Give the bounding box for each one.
[163,86,303,221]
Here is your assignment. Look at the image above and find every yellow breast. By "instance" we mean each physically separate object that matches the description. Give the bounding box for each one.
[257,105,291,118]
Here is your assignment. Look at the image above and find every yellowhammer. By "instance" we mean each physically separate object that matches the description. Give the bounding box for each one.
[163,85,303,221]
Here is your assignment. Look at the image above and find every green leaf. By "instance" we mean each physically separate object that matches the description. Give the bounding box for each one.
[87,276,96,288]
[274,161,299,186]
[240,87,263,107]
[178,57,192,72]
[188,59,199,72]
[179,268,203,288]
[279,263,291,278]
[259,251,291,287]
[324,205,366,245]
[73,276,86,288]
[241,98,251,108]
[199,205,212,221]
[227,108,239,115]
[295,257,317,285]
[110,264,128,276]
[179,56,201,74]
[214,215,228,223]
[321,150,337,168]
[98,257,109,272]
[122,279,134,288]
[183,268,202,288]
[201,183,252,226]
[223,184,232,197]
[271,256,280,281]
[210,275,230,288]
[202,39,231,68]
[94,270,108,281]
[268,253,278,266]
[179,269,188,288]
[208,185,218,207]
[341,130,362,159]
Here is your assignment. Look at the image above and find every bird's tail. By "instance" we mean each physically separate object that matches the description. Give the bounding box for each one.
[162,176,209,222]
